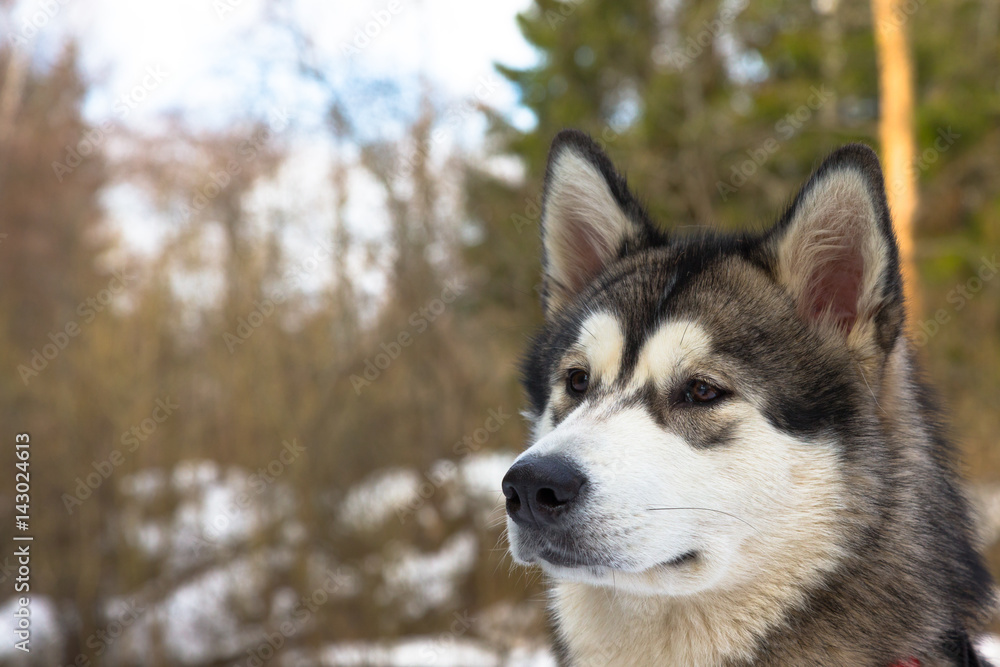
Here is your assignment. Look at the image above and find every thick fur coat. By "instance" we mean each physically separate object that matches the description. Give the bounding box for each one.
[502,131,995,666]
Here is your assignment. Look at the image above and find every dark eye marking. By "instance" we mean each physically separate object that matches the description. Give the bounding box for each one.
[677,378,728,406]
[567,369,590,395]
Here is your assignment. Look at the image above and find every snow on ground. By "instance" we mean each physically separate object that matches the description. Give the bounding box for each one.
[339,451,517,533]
[339,467,423,530]
[318,638,502,667]
[459,451,516,505]
[8,458,1000,666]
[0,595,63,663]
[7,458,1000,664]
[107,556,269,664]
[312,638,556,667]
[0,452,524,665]
[107,460,312,664]
[382,531,478,618]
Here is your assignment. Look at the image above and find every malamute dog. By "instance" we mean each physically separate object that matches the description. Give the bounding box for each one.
[502,130,994,666]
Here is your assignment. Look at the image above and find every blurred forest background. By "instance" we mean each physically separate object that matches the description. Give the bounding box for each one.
[1,0,999,665]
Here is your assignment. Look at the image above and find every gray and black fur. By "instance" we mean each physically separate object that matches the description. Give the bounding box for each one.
[507,130,995,666]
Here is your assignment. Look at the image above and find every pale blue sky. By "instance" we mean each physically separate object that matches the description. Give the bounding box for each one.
[6,0,538,134]
[3,0,539,273]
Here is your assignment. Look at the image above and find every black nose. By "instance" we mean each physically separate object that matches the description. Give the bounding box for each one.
[502,457,586,527]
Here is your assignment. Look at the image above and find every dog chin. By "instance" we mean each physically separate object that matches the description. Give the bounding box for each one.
[535,549,708,595]
[521,541,693,572]
[508,525,707,593]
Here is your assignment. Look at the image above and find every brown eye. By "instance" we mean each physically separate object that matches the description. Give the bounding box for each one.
[683,379,725,404]
[567,369,590,395]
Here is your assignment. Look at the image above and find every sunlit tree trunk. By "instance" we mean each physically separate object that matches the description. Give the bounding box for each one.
[817,0,843,129]
[0,48,27,148]
[872,0,920,319]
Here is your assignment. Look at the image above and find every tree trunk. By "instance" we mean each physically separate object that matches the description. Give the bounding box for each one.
[871,0,920,319]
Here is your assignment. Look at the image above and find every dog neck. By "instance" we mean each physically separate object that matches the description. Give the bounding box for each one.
[551,571,813,666]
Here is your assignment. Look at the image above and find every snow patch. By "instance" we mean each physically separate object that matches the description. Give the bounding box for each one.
[382,531,478,618]
[339,468,422,530]
[0,596,63,661]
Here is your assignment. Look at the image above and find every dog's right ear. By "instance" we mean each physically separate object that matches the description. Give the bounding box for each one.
[539,130,662,319]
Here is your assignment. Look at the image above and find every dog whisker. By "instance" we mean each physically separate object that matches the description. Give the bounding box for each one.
[645,506,760,534]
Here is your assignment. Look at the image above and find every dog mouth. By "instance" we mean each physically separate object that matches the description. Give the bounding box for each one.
[535,544,614,569]
[512,531,619,569]
[511,525,699,573]
[529,540,698,573]
[655,550,698,569]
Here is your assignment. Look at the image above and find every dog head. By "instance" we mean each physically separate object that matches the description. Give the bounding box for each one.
[503,131,904,597]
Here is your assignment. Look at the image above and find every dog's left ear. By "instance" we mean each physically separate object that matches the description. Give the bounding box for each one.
[766,144,905,355]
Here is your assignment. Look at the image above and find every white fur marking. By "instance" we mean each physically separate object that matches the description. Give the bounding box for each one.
[511,319,846,665]
[629,320,714,391]
[575,312,625,383]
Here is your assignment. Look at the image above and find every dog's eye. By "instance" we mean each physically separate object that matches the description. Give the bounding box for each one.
[567,369,590,395]
[682,379,725,405]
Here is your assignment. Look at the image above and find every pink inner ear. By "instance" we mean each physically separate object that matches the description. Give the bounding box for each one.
[564,222,613,294]
[800,243,864,333]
